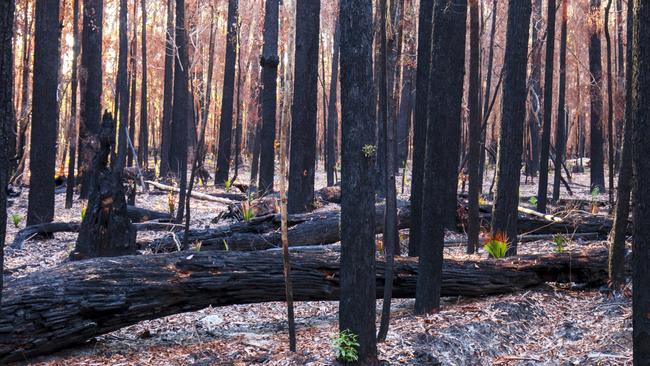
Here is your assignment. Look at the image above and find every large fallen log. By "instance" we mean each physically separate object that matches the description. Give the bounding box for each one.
[152,201,615,252]
[0,248,611,362]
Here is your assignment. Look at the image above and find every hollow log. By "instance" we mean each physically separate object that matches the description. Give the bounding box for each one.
[0,248,611,362]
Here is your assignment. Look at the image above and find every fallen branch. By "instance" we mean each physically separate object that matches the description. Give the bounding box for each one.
[145,180,239,205]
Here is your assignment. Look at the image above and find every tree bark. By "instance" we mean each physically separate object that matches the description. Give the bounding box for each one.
[159,0,174,178]
[26,0,61,227]
[65,0,81,209]
[552,0,568,202]
[608,0,634,289]
[408,0,433,257]
[415,0,467,314]
[478,0,498,190]
[79,0,103,199]
[214,0,238,184]
[325,11,340,188]
[588,0,606,191]
[491,0,532,255]
[287,0,320,214]
[536,0,556,213]
[604,0,615,203]
[138,0,148,170]
[339,0,378,361]
[115,0,130,170]
[0,248,617,363]
[527,0,543,178]
[632,0,650,360]
[467,0,481,254]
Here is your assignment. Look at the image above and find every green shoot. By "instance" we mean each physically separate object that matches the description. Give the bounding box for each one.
[362,144,377,158]
[10,214,22,228]
[528,196,538,206]
[333,329,360,363]
[225,177,233,191]
[552,235,566,253]
[242,193,254,221]
[483,232,508,258]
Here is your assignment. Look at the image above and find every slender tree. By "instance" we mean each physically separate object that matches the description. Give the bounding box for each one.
[0,0,16,303]
[287,0,320,214]
[467,0,481,254]
[26,0,61,227]
[552,0,568,202]
[258,0,280,193]
[490,0,532,255]
[326,11,341,187]
[536,0,556,213]
[16,1,31,175]
[115,0,130,169]
[478,0,498,188]
[408,0,433,257]
[138,0,148,170]
[339,0,378,361]
[170,0,190,221]
[65,0,81,209]
[632,0,650,361]
[215,0,238,184]
[527,0,543,178]
[160,0,174,178]
[127,31,138,168]
[79,0,104,198]
[604,0,614,202]
[609,0,634,289]
[589,0,606,191]
[415,0,467,314]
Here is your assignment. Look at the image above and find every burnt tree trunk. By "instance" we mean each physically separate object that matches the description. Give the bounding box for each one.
[491,0,532,255]
[26,0,61,227]
[467,0,481,254]
[70,112,137,260]
[138,0,148,170]
[339,0,378,361]
[159,0,174,178]
[608,0,634,289]
[325,11,340,187]
[478,0,498,190]
[79,0,103,199]
[65,0,81,209]
[258,0,280,193]
[536,0,556,213]
[127,32,137,169]
[604,0,614,202]
[215,0,238,184]
[408,0,433,257]
[527,0,542,178]
[287,0,320,214]
[415,0,467,314]
[115,0,130,169]
[632,0,650,360]
[552,0,567,202]
[589,0,606,191]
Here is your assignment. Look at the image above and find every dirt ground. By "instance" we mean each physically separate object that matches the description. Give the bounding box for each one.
[4,162,633,365]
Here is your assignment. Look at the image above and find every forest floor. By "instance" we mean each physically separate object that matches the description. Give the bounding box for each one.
[4,161,632,365]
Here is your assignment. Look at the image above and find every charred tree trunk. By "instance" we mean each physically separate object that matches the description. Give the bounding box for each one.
[589,0,606,191]
[536,0,556,213]
[215,0,238,184]
[258,0,280,193]
[70,112,137,260]
[527,0,542,178]
[138,0,148,170]
[0,0,15,305]
[159,0,174,178]
[478,0,498,190]
[287,0,320,214]
[65,0,81,209]
[115,0,130,169]
[491,0,532,255]
[79,0,103,199]
[325,12,340,187]
[127,32,137,169]
[604,0,614,202]
[632,0,650,360]
[26,0,61,227]
[467,0,481,254]
[15,1,30,176]
[608,0,634,289]
[552,0,568,202]
[415,0,467,314]
[339,0,378,361]
[408,0,433,257]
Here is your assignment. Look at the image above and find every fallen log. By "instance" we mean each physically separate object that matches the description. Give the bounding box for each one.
[145,180,239,204]
[0,248,611,362]
[153,201,615,252]
[126,205,173,222]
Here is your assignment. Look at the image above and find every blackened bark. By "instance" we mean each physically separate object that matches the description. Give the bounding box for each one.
[415,0,467,314]
[215,0,238,184]
[490,0,532,255]
[71,112,137,260]
[170,0,190,222]
[396,65,414,167]
[632,0,650,360]
[609,0,634,289]
[0,0,15,304]
[527,0,542,178]
[339,0,378,361]
[536,0,556,213]
[604,0,614,203]
[478,0,498,189]
[326,12,340,187]
[552,0,567,202]
[115,0,129,169]
[160,0,174,178]
[467,0,481,254]
[26,0,61,227]
[287,0,320,214]
[589,0,606,191]
[408,0,433,257]
[65,0,81,209]
[138,0,148,170]
[127,33,137,168]
[258,0,279,193]
[79,0,103,199]
[16,2,30,174]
